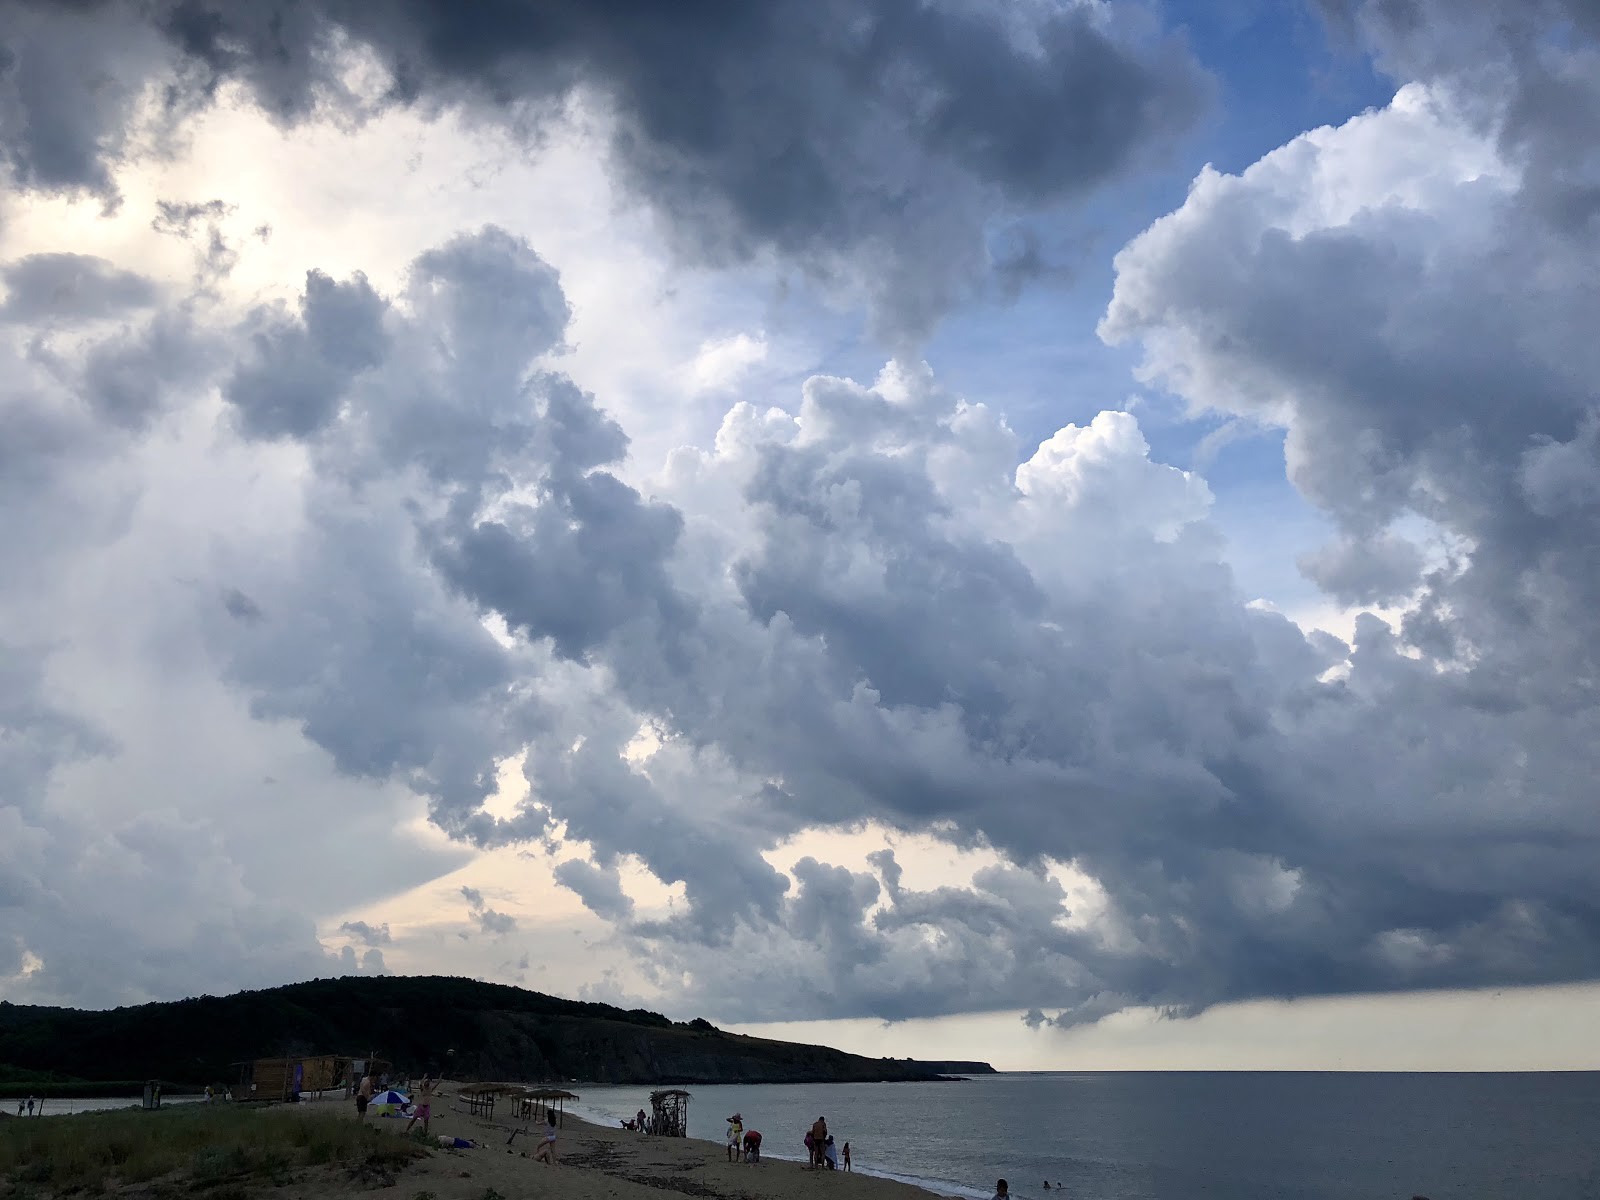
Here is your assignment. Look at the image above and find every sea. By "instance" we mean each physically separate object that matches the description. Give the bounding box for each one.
[568,1072,1600,1200]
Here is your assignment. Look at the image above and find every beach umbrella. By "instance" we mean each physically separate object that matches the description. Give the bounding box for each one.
[369,1089,411,1117]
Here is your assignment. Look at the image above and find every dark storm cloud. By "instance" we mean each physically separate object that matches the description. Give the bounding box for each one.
[8,0,1600,1026]
[224,269,388,439]
[210,227,683,846]
[1,0,1209,335]
[0,253,158,323]
[1092,3,1600,1023]
[0,1,172,198]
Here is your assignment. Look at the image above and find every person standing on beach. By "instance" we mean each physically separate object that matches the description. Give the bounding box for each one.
[810,1117,828,1167]
[843,1142,851,1172]
[356,1071,373,1121]
[726,1113,744,1162]
[26,1098,34,1116]
[405,1076,436,1137]
[534,1109,559,1165]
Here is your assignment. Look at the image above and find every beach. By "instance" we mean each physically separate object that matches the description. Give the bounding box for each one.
[280,1086,949,1200]
[10,1072,1597,1199]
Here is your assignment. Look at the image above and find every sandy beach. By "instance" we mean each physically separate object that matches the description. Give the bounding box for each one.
[281,1085,953,1200]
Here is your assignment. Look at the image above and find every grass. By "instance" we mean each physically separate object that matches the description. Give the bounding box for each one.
[0,1104,423,1195]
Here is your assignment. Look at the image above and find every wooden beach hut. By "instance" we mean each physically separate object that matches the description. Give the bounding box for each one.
[235,1054,383,1101]
[649,1088,691,1138]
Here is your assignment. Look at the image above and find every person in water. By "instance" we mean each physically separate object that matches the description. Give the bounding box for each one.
[992,1180,1010,1200]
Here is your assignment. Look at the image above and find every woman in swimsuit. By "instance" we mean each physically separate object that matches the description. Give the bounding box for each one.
[534,1109,559,1164]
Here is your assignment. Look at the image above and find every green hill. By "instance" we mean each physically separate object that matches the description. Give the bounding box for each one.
[0,975,994,1091]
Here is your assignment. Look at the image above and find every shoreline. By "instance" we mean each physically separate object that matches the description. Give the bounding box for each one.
[559,1097,989,1200]
[352,1084,963,1200]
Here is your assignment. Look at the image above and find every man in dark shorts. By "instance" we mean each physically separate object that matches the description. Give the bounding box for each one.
[356,1071,373,1120]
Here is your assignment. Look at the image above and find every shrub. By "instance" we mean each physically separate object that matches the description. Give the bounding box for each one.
[0,1105,424,1193]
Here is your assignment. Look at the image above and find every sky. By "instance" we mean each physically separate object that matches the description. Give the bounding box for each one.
[2,0,1600,1072]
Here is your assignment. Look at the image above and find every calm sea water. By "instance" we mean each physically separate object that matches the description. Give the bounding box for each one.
[570,1072,1600,1200]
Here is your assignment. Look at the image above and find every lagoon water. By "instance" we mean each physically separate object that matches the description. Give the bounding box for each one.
[571,1072,1600,1200]
[16,1095,204,1117]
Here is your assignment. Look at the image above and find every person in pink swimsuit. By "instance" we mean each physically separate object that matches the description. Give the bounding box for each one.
[405,1076,436,1136]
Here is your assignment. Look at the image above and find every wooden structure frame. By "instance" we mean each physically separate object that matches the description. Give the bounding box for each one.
[513,1087,578,1127]
[454,1083,580,1129]
[649,1088,690,1138]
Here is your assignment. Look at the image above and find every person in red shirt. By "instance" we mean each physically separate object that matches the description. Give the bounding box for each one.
[742,1129,762,1162]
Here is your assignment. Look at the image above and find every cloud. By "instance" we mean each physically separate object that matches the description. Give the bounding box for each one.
[460,885,518,938]
[1097,18,1600,1016]
[553,858,635,923]
[2,0,1210,337]
[7,178,1600,1027]
[0,253,158,323]
[688,332,767,394]
[339,920,391,946]
[1297,532,1424,607]
[5,1,1600,1033]
[0,1,173,198]
[221,588,264,624]
[224,269,389,440]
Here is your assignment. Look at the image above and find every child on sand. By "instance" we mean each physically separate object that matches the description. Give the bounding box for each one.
[843,1142,851,1172]
[824,1136,839,1170]
[534,1110,559,1165]
[405,1077,436,1137]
